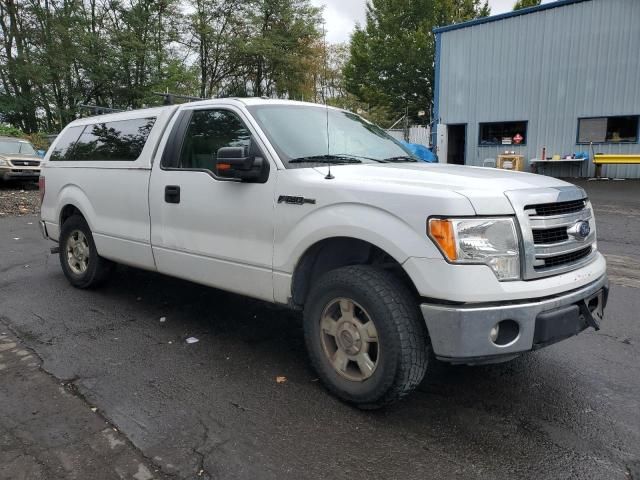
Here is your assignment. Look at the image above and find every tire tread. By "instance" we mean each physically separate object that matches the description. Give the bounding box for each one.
[304,265,429,409]
[59,215,113,289]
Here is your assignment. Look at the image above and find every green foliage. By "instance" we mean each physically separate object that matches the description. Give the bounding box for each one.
[343,0,490,123]
[240,0,322,98]
[25,132,49,150]
[0,0,322,133]
[513,0,542,10]
[0,0,497,135]
[0,123,24,138]
[0,124,47,149]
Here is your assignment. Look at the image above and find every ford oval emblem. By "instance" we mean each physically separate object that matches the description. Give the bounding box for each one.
[578,221,591,238]
[569,220,591,240]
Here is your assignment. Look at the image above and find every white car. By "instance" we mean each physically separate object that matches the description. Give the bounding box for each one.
[39,98,608,408]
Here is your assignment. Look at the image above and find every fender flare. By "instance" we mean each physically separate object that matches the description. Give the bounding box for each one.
[275,202,440,275]
[56,183,97,232]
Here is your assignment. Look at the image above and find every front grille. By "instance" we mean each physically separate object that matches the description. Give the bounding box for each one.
[507,189,596,280]
[532,227,569,244]
[535,246,593,270]
[9,160,40,167]
[525,199,586,216]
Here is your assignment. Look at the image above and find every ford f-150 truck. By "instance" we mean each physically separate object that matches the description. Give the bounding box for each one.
[39,98,608,408]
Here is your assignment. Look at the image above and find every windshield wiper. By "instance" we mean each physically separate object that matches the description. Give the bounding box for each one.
[289,154,363,164]
[383,155,418,163]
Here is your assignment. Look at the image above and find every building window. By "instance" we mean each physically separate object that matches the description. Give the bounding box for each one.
[577,116,639,144]
[479,121,527,146]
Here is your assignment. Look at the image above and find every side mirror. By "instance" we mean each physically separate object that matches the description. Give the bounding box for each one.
[216,145,269,183]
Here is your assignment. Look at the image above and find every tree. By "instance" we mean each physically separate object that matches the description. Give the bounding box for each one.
[0,0,193,132]
[0,0,41,132]
[343,0,490,126]
[0,0,324,133]
[241,0,322,98]
[513,0,541,10]
[186,0,247,98]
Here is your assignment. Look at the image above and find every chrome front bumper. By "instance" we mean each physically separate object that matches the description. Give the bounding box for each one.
[421,274,609,364]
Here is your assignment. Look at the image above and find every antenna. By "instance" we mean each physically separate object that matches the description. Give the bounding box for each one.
[321,20,334,180]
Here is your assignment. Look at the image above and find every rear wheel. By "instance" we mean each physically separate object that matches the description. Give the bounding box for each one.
[303,265,429,409]
[59,215,113,288]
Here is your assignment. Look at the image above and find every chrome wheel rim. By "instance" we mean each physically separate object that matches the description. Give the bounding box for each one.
[319,298,379,382]
[66,230,90,275]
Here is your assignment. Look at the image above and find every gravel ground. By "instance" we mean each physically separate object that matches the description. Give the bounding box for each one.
[0,182,40,217]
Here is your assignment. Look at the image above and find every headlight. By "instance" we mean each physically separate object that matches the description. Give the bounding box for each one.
[428,217,520,281]
[0,157,7,166]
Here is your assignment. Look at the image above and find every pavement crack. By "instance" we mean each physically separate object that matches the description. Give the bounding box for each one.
[589,331,634,345]
[0,318,179,480]
[229,400,251,412]
[191,419,215,480]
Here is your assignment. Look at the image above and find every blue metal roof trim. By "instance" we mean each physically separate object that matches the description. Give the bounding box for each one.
[433,0,592,34]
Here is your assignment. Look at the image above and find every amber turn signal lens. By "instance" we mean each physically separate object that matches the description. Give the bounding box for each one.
[428,219,457,261]
[217,163,231,171]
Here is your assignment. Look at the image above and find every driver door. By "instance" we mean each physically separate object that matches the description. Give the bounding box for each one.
[149,106,276,301]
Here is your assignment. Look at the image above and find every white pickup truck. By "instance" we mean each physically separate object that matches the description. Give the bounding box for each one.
[39,98,608,408]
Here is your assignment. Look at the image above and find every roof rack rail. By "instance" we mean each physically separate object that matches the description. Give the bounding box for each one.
[77,104,124,115]
[153,92,205,105]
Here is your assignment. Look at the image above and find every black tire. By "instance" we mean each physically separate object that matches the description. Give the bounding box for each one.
[303,265,429,409]
[59,215,114,288]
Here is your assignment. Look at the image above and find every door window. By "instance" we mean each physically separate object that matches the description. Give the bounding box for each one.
[177,110,251,171]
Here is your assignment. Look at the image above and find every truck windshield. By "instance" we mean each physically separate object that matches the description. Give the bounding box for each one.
[247,104,416,168]
[0,140,37,156]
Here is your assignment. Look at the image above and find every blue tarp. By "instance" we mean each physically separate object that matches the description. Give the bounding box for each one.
[401,141,437,162]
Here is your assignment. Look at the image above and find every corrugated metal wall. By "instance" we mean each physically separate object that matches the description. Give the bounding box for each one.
[438,0,640,178]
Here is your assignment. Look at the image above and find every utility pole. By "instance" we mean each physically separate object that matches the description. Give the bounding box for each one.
[404,105,409,142]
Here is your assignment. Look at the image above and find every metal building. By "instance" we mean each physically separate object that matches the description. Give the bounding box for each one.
[433,0,640,178]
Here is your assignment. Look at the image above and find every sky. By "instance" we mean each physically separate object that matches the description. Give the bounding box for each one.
[310,0,555,43]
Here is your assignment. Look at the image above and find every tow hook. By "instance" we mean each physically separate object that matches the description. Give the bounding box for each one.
[579,300,601,331]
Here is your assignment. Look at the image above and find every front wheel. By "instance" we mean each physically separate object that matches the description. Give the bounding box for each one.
[303,266,429,409]
[59,215,114,288]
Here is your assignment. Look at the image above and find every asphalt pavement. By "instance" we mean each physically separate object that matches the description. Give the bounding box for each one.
[0,179,639,480]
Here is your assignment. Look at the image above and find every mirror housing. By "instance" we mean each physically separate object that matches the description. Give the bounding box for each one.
[215,145,269,183]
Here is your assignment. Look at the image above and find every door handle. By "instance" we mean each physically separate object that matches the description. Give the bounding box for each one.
[165,185,181,204]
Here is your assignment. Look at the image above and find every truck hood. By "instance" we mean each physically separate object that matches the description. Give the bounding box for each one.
[312,162,574,215]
